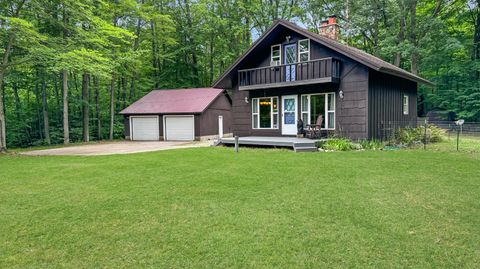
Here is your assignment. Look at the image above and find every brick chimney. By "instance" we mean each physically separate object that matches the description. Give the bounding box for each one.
[319,15,340,40]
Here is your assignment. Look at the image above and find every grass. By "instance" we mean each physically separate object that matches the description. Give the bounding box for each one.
[425,135,480,153]
[1,147,479,268]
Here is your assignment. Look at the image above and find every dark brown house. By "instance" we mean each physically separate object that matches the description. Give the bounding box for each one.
[120,88,232,141]
[212,18,432,140]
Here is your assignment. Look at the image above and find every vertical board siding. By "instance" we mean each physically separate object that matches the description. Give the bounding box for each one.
[335,64,369,140]
[198,94,233,137]
[368,71,417,140]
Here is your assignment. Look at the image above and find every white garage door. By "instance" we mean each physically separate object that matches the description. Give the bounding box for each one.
[131,116,159,141]
[165,116,195,141]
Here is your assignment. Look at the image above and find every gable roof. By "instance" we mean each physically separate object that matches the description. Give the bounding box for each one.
[119,88,225,115]
[212,19,432,88]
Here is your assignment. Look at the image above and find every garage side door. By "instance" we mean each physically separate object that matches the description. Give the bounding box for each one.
[131,116,159,141]
[165,116,194,141]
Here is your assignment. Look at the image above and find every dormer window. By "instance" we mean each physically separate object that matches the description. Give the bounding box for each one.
[271,45,281,66]
[298,39,310,62]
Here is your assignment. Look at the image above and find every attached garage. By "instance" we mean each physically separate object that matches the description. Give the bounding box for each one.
[120,88,232,141]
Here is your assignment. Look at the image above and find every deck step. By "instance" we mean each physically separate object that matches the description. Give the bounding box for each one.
[294,146,318,152]
[294,142,316,148]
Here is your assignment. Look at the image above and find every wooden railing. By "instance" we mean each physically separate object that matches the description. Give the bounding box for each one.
[238,57,341,89]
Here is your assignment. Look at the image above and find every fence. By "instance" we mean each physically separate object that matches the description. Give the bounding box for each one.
[374,119,480,151]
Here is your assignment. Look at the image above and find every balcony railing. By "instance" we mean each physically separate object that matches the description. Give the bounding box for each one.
[238,57,341,90]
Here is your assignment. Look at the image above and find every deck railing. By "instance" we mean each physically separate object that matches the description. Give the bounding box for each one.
[238,57,341,89]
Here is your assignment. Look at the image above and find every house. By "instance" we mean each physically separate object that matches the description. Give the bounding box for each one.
[120,88,232,141]
[212,18,432,140]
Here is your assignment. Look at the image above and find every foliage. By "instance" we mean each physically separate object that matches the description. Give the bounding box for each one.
[1,147,479,267]
[0,0,479,148]
[359,139,384,150]
[316,138,356,151]
[390,124,446,146]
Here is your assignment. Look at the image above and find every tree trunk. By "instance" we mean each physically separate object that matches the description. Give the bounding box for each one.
[0,0,25,151]
[53,73,61,122]
[409,0,418,75]
[13,82,21,121]
[62,70,69,144]
[120,76,126,109]
[41,73,50,144]
[82,72,90,142]
[0,35,14,152]
[130,15,142,101]
[184,0,199,83]
[474,0,480,79]
[209,34,214,85]
[34,76,43,141]
[109,74,115,140]
[94,76,101,140]
[0,73,5,151]
[395,2,406,67]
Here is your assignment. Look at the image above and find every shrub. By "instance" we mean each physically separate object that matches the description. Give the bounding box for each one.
[359,139,384,150]
[316,138,355,151]
[390,124,446,146]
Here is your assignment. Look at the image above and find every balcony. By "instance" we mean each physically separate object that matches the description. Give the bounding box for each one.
[238,57,341,91]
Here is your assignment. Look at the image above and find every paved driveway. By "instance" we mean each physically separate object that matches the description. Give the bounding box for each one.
[21,141,210,156]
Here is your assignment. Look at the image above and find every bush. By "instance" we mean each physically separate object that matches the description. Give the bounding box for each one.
[359,139,384,150]
[316,138,355,151]
[390,124,446,146]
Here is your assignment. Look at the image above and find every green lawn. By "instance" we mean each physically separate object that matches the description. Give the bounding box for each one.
[1,147,479,268]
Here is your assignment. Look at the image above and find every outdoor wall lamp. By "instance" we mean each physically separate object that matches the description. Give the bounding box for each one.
[339,90,344,99]
[244,96,249,104]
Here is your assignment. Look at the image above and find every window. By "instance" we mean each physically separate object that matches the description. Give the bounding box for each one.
[327,93,335,129]
[298,39,310,62]
[252,97,279,129]
[301,95,309,126]
[403,95,409,115]
[300,93,335,130]
[271,45,281,66]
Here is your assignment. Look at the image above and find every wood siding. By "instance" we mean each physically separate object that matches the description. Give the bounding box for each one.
[229,27,370,140]
[368,71,417,139]
[198,93,233,137]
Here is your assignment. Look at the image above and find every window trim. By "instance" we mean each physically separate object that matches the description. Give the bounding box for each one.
[300,92,335,130]
[252,96,279,129]
[403,94,409,115]
[298,39,310,62]
[271,44,282,66]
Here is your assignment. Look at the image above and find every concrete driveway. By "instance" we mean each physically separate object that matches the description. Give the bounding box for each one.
[21,141,210,156]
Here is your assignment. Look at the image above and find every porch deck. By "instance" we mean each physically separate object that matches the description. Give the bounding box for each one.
[219,136,321,152]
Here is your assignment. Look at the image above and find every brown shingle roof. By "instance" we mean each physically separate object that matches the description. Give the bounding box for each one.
[119,88,225,115]
[212,19,432,88]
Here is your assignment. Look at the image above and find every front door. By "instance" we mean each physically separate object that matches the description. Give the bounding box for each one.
[282,95,297,135]
[284,43,297,81]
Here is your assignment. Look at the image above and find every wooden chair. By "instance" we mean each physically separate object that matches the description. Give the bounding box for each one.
[306,115,323,139]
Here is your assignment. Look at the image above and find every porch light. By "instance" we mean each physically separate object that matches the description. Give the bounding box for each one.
[339,90,344,99]
[244,97,249,103]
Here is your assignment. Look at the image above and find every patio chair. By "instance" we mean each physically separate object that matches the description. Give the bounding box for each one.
[305,115,323,139]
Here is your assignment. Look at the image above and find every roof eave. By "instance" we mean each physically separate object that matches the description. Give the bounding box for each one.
[378,67,434,86]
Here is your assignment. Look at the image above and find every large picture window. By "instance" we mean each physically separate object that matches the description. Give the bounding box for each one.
[252,97,278,129]
[298,39,310,62]
[300,93,335,130]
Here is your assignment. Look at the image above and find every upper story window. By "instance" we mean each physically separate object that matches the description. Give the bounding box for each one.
[298,39,310,62]
[403,94,409,115]
[271,45,281,66]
